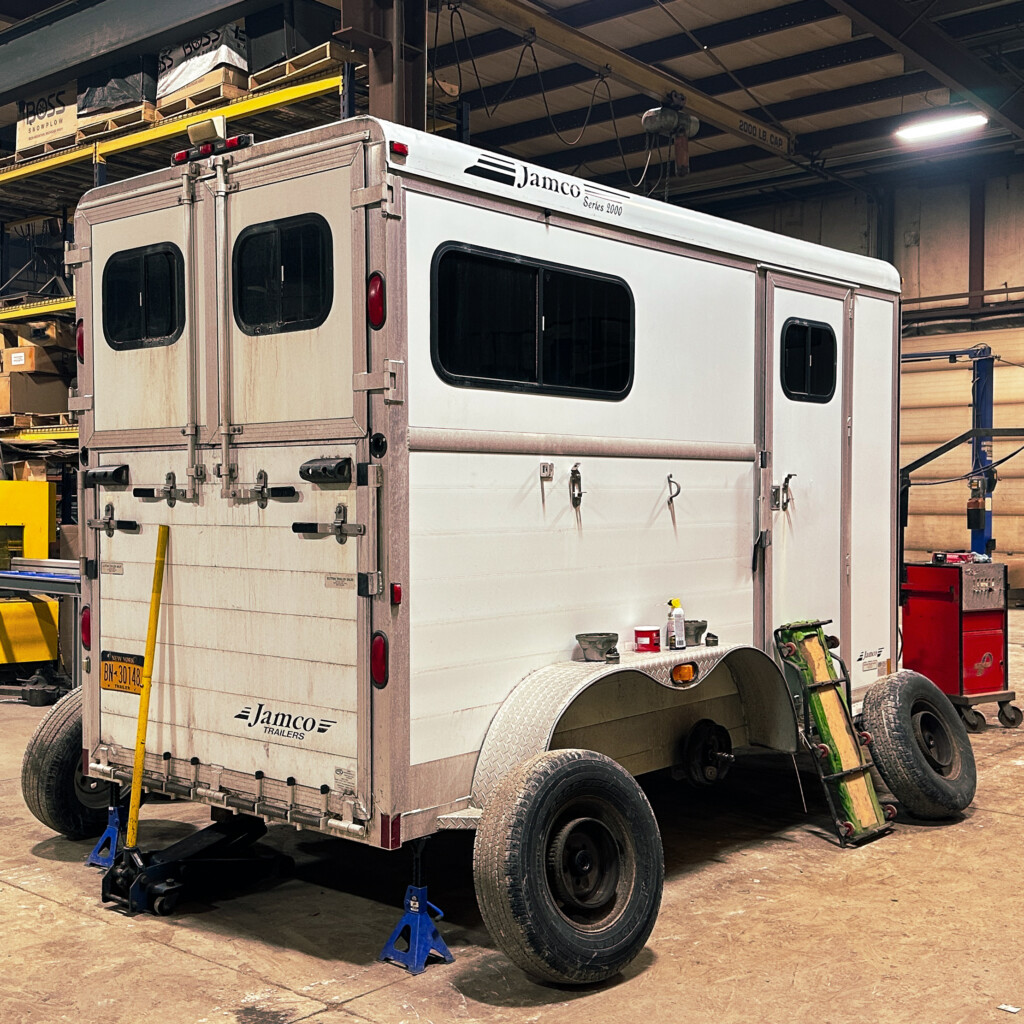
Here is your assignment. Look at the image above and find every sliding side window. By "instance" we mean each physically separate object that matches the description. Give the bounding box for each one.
[432,245,633,400]
[233,213,333,335]
[102,243,185,350]
[780,318,836,403]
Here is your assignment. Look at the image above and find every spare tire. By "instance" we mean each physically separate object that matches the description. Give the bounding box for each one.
[862,670,976,820]
[21,687,110,839]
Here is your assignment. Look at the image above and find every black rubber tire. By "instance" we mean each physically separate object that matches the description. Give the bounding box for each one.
[21,687,109,839]
[862,670,976,820]
[473,748,663,986]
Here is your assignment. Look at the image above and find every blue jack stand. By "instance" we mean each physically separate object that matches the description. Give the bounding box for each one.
[379,839,454,974]
[88,791,125,869]
[379,885,454,975]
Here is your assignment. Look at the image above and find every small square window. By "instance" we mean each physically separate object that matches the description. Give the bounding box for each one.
[102,243,185,350]
[781,319,836,403]
[233,213,332,335]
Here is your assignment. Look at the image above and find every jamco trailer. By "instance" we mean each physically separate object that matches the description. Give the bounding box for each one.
[23,116,977,984]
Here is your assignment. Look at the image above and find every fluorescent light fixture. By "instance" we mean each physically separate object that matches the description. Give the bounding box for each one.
[896,112,988,142]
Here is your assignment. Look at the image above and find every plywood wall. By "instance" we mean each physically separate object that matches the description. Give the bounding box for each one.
[902,328,1024,574]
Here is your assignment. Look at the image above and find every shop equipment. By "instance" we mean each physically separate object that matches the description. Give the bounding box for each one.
[902,558,1022,730]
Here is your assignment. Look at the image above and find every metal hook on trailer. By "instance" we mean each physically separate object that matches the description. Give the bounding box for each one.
[667,474,681,507]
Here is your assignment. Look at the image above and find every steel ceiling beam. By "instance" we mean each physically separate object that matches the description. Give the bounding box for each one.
[826,0,1024,141]
[0,0,266,109]
[434,0,834,76]
[458,0,794,157]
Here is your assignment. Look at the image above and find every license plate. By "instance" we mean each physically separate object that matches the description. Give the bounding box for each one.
[100,650,145,694]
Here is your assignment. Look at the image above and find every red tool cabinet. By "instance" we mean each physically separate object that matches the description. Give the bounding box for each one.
[901,561,1021,730]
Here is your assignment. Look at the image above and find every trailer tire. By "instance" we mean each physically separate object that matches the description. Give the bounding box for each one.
[21,687,109,839]
[862,671,976,820]
[473,748,663,986]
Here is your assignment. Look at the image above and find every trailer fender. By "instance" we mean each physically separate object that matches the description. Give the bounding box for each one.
[471,644,798,809]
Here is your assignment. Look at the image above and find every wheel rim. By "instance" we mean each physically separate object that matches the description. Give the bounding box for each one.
[545,801,635,930]
[73,761,110,810]
[911,702,958,777]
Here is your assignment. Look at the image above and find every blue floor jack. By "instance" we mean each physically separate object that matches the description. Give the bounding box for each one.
[379,838,454,975]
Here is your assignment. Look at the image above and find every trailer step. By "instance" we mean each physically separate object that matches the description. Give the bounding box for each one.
[776,620,894,847]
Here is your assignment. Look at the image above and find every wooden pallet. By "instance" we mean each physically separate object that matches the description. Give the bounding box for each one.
[157,81,249,118]
[76,102,158,142]
[249,41,354,92]
[15,133,81,162]
[0,411,73,430]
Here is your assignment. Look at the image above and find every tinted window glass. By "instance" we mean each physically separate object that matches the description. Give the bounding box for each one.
[433,245,633,400]
[233,214,332,334]
[102,244,184,349]
[781,319,836,402]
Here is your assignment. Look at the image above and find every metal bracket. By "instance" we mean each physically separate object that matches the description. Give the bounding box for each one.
[352,182,391,208]
[69,392,93,412]
[86,503,139,537]
[354,360,405,404]
[291,503,366,543]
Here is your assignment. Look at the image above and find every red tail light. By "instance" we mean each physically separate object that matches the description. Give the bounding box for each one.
[371,631,389,687]
[80,605,91,651]
[76,318,85,363]
[367,272,386,330]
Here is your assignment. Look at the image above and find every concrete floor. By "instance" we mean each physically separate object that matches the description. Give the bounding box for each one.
[3,632,1024,1024]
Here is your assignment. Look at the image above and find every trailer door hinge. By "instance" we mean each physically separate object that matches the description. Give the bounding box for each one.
[352,182,390,208]
[64,245,91,269]
[354,360,405,404]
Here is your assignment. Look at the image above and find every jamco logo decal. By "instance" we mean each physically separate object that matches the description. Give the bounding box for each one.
[464,156,627,217]
[235,703,336,741]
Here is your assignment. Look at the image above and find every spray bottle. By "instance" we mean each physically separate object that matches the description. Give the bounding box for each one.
[666,598,686,650]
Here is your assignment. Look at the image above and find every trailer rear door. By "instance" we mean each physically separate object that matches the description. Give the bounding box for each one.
[84,137,373,822]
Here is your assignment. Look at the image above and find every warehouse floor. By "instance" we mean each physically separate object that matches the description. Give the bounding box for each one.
[3,624,1024,1024]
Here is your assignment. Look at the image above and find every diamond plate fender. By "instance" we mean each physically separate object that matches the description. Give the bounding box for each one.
[471,644,798,810]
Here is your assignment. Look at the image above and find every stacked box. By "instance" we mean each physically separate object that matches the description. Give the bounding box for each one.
[0,321,72,416]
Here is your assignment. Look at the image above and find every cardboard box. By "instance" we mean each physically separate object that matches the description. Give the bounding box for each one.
[7,460,49,482]
[58,523,80,560]
[12,321,75,351]
[0,372,68,415]
[3,346,69,375]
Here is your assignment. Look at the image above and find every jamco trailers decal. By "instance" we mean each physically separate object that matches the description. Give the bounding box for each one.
[464,155,627,218]
[234,703,337,741]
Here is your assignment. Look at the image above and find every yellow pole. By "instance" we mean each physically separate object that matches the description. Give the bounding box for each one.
[125,524,169,849]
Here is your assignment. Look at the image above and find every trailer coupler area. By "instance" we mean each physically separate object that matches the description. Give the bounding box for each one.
[101,809,288,915]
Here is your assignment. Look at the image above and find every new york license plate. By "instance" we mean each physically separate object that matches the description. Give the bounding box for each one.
[100,650,145,694]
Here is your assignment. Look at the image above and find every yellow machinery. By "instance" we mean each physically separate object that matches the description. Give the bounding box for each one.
[0,480,58,663]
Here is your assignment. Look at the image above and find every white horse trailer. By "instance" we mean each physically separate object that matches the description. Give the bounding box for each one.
[29,114,960,983]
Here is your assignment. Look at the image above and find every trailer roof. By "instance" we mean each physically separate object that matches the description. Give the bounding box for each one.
[379,118,901,295]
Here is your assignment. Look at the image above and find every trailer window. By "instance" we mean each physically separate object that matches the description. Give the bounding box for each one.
[781,319,836,403]
[102,243,184,349]
[233,213,332,335]
[432,245,633,399]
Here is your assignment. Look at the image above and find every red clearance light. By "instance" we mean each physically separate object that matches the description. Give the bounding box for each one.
[198,142,214,157]
[371,631,389,687]
[76,318,85,363]
[80,605,91,651]
[224,134,252,150]
[171,149,191,165]
[390,141,409,157]
[390,582,402,606]
[367,272,386,330]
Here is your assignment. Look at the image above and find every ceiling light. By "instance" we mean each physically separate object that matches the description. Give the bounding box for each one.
[895,113,988,142]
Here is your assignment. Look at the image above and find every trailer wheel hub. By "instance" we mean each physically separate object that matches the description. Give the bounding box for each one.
[912,705,955,775]
[548,816,619,917]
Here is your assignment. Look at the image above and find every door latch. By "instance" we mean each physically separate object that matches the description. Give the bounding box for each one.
[771,473,797,511]
[291,503,366,543]
[133,471,188,507]
[239,469,298,509]
[86,503,139,537]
